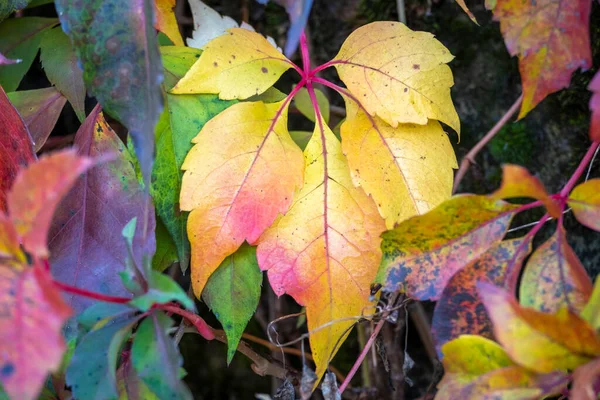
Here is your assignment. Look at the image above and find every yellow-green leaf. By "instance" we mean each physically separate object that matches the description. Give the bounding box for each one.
[568,179,600,232]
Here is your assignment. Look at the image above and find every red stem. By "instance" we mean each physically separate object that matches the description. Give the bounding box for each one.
[300,31,310,77]
[310,60,341,77]
[559,142,600,199]
[157,304,215,341]
[54,280,131,303]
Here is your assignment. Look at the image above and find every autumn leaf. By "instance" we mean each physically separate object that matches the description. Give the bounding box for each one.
[153,0,184,46]
[171,28,293,99]
[48,106,154,317]
[581,278,600,330]
[7,87,67,151]
[257,113,385,381]
[0,17,57,92]
[588,71,600,142]
[436,335,568,400]
[40,27,86,122]
[180,99,303,297]
[568,179,600,231]
[456,0,478,24]
[342,100,457,228]
[131,311,192,399]
[491,164,561,218]
[571,358,600,400]
[520,226,592,313]
[491,0,592,118]
[432,238,531,356]
[203,243,262,364]
[9,150,93,258]
[0,214,22,264]
[479,282,600,373]
[0,85,35,213]
[330,21,459,132]
[55,0,163,184]
[117,358,160,400]
[377,195,518,300]
[0,266,72,400]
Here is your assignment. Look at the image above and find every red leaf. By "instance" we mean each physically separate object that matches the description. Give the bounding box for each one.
[588,71,600,142]
[7,150,93,258]
[0,265,72,400]
[0,85,35,213]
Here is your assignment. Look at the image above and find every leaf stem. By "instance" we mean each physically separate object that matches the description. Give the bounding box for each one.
[300,31,311,77]
[156,303,215,341]
[559,141,600,199]
[310,60,341,77]
[453,94,523,193]
[53,280,131,303]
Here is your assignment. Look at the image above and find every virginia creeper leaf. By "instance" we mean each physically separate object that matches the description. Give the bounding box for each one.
[0,0,29,22]
[0,17,56,92]
[491,164,560,218]
[257,114,386,382]
[8,150,92,258]
[0,85,35,213]
[520,226,592,313]
[153,0,184,47]
[479,282,600,373]
[76,302,137,334]
[331,21,460,132]
[203,243,262,364]
[152,217,178,272]
[437,335,567,400]
[589,71,600,142]
[67,313,141,400]
[131,311,192,400]
[40,27,86,122]
[342,100,457,228]
[491,0,592,118]
[7,87,67,151]
[456,0,477,24]
[568,179,600,232]
[0,266,72,400]
[294,86,330,123]
[171,28,292,99]
[116,358,160,400]
[180,99,303,297]
[161,46,202,90]
[55,0,164,184]
[129,269,195,311]
[290,130,313,150]
[48,106,155,316]
[432,238,532,356]
[377,195,518,300]
[582,278,600,330]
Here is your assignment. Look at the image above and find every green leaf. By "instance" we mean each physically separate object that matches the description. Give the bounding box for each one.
[294,86,330,123]
[153,216,178,272]
[203,243,262,364]
[161,46,201,91]
[117,360,159,400]
[0,0,29,22]
[119,218,146,295]
[67,314,141,400]
[290,130,313,150]
[129,270,195,312]
[40,27,86,121]
[131,311,192,400]
[0,17,57,91]
[55,0,163,184]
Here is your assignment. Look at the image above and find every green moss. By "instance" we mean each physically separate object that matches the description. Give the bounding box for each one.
[488,122,534,165]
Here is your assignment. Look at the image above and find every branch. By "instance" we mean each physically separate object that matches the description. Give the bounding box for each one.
[559,142,600,198]
[453,94,523,193]
[54,280,131,303]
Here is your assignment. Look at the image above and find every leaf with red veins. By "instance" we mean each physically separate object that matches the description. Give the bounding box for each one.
[0,85,35,213]
[492,0,592,118]
[257,113,386,382]
[0,265,72,400]
[8,150,93,259]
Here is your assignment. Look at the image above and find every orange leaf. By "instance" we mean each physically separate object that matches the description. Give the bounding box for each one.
[492,0,592,118]
[256,113,385,382]
[432,238,532,355]
[571,358,600,400]
[568,179,600,232]
[377,195,519,300]
[479,283,600,373]
[520,226,592,313]
[180,100,304,297]
[491,164,560,218]
[153,0,184,46]
[456,0,478,24]
[0,265,72,400]
[7,150,93,258]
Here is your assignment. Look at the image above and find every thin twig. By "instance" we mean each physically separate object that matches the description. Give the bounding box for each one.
[453,94,523,193]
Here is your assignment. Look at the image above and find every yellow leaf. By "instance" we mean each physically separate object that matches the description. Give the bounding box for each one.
[331,21,460,133]
[153,0,184,46]
[256,113,386,383]
[581,277,600,330]
[567,179,600,232]
[180,100,304,297]
[342,100,457,228]
[171,28,293,99]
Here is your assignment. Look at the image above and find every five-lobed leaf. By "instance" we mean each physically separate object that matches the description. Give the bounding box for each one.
[377,195,518,300]
[567,179,600,232]
[432,238,531,356]
[203,243,262,364]
[491,0,592,118]
[171,28,292,99]
[520,226,592,313]
[257,113,386,381]
[180,99,303,297]
[331,21,460,133]
[342,99,457,228]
